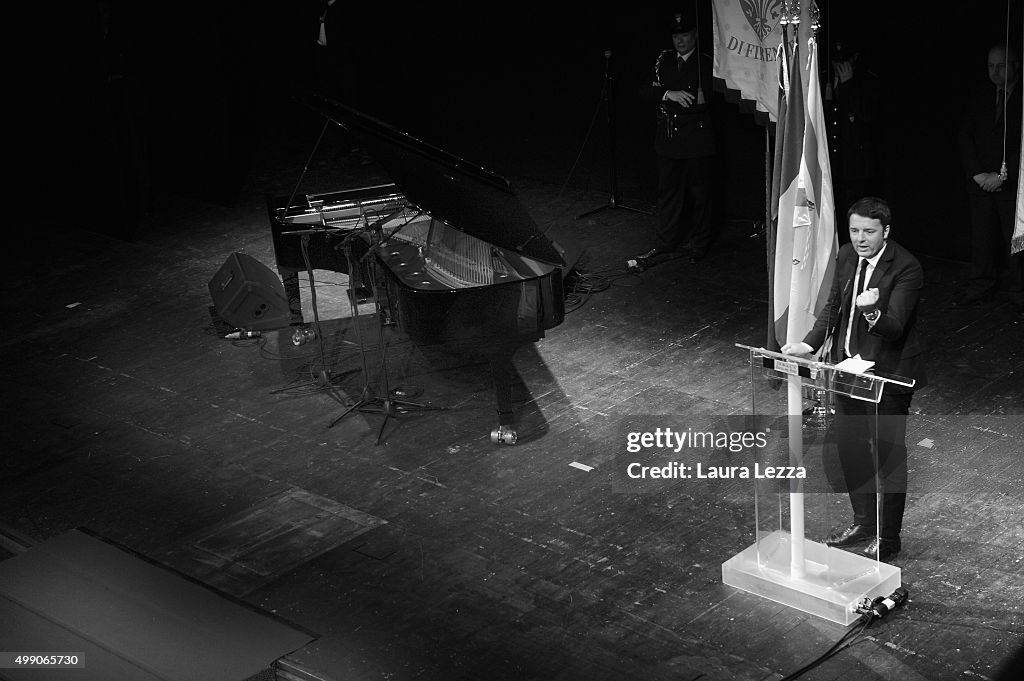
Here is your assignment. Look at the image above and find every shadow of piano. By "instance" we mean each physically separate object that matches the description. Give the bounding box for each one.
[268,97,580,444]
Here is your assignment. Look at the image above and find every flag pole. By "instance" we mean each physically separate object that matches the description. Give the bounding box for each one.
[785,0,832,580]
[787,378,806,578]
[780,0,810,580]
[785,16,807,570]
[786,46,808,572]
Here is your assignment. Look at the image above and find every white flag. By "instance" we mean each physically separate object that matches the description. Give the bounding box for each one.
[1014,123,1023,254]
[711,0,787,121]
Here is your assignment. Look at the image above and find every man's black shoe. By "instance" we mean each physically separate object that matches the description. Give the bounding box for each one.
[862,536,901,562]
[824,524,875,547]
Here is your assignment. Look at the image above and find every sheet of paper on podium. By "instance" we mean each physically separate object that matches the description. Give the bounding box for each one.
[835,356,874,374]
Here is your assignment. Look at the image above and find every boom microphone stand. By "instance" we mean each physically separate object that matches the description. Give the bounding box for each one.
[574,49,651,219]
[328,219,443,444]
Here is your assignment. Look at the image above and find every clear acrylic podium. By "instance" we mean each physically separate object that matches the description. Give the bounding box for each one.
[721,344,913,625]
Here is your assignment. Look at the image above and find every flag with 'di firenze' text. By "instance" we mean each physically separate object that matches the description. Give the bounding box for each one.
[711,0,786,122]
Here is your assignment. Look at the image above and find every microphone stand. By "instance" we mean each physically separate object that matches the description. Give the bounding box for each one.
[574,49,650,219]
[270,227,354,402]
[328,219,444,444]
[805,272,846,430]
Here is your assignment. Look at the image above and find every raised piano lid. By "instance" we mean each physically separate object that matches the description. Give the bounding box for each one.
[304,94,566,267]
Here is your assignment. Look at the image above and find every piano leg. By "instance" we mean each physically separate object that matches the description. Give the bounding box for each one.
[488,351,518,445]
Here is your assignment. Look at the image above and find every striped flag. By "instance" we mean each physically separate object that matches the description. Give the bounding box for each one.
[767,14,837,352]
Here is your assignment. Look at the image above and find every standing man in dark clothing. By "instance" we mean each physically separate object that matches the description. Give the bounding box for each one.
[628,12,716,271]
[955,42,1023,316]
[782,197,925,563]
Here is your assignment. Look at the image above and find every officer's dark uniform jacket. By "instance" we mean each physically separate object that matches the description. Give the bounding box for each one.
[641,48,716,159]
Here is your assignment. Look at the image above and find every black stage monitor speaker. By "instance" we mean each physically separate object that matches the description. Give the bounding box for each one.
[208,252,291,331]
[551,237,586,279]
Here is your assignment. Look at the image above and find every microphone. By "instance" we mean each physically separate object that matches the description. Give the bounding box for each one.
[604,49,611,80]
[224,330,261,340]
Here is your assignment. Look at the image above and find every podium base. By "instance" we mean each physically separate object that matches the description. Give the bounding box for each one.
[722,530,901,625]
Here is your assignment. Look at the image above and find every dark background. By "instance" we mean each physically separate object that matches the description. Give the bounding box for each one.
[29,1,1023,261]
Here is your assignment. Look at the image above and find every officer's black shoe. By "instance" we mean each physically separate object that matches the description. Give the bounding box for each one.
[626,248,662,273]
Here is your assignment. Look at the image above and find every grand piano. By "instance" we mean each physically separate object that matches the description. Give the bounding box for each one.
[268,96,575,444]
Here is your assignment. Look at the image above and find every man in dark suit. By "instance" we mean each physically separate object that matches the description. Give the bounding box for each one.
[782,196,925,562]
[955,42,1023,316]
[628,11,715,272]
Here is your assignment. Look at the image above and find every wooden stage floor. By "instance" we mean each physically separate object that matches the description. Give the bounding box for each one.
[2,109,1023,681]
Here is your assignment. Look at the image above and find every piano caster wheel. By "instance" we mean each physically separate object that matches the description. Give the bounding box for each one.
[490,426,518,445]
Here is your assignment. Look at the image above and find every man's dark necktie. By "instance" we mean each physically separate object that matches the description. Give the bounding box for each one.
[846,258,869,357]
[996,88,1005,123]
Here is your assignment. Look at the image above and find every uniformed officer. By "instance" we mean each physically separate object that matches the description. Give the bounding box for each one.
[628,11,716,271]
